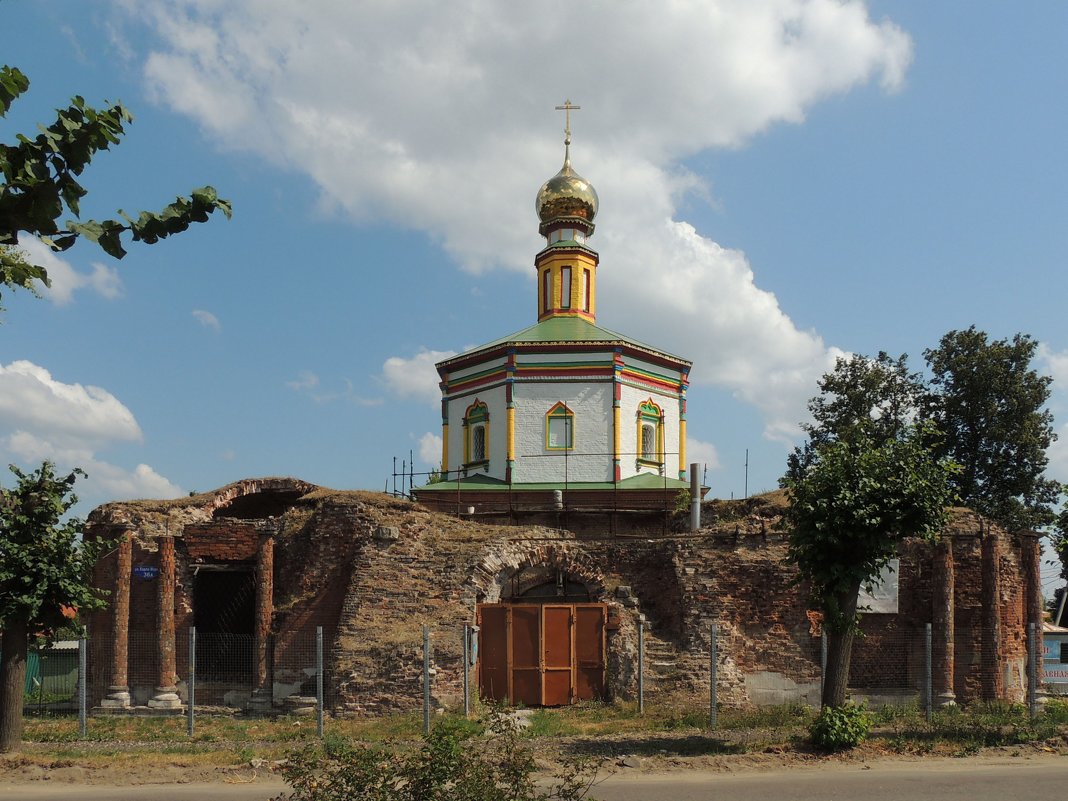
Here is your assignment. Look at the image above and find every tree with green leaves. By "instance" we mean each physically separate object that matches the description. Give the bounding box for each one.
[784,351,925,484]
[0,463,111,753]
[782,353,955,708]
[784,425,955,707]
[923,327,1059,532]
[0,64,230,307]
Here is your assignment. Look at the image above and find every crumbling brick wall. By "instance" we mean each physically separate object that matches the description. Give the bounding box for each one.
[85,481,1036,712]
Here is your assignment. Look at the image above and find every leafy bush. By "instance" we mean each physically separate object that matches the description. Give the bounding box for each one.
[809,703,872,751]
[280,711,600,801]
[1043,697,1068,724]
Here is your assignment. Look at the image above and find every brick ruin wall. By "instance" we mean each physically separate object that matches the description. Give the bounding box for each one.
[86,488,1037,712]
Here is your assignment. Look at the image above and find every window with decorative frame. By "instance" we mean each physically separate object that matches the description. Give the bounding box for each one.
[463,400,490,468]
[545,402,575,451]
[636,399,664,467]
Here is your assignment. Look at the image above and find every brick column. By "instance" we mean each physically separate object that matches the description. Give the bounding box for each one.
[148,536,181,710]
[932,538,956,705]
[101,527,133,708]
[980,533,1003,700]
[249,535,275,710]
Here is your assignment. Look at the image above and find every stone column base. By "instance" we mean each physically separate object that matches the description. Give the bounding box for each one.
[247,688,274,713]
[935,691,957,707]
[100,687,131,709]
[147,687,183,710]
[283,694,318,716]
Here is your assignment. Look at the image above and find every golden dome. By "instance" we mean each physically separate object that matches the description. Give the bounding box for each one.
[536,150,599,225]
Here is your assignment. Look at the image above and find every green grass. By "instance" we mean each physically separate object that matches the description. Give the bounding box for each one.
[13,700,1068,769]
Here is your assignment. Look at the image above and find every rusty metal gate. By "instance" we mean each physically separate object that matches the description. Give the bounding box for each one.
[477,603,606,706]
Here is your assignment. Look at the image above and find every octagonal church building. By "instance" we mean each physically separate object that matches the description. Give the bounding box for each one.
[416,113,693,513]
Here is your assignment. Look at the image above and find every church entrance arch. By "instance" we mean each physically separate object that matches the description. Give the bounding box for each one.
[477,602,606,706]
[473,546,609,706]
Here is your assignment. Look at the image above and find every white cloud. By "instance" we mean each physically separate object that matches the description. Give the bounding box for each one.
[0,360,142,447]
[0,362,182,506]
[192,308,221,331]
[127,0,912,444]
[20,238,123,305]
[286,370,320,392]
[418,432,442,467]
[1039,344,1068,484]
[381,349,456,405]
[686,437,723,476]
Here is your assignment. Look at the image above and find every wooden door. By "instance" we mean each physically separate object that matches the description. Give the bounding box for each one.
[476,603,606,706]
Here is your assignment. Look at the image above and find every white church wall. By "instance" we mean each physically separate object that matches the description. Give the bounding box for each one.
[445,384,507,481]
[618,381,682,480]
[512,381,613,483]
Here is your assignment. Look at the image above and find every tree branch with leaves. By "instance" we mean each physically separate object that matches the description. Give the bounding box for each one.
[0,64,231,305]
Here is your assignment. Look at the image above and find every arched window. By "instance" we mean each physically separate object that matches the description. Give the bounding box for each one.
[464,400,489,468]
[545,402,574,451]
[636,399,664,467]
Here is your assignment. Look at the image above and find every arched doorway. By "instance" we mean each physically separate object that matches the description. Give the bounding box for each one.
[477,567,607,706]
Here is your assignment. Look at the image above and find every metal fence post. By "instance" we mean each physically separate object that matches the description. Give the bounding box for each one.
[709,622,718,729]
[78,632,87,739]
[637,617,645,716]
[187,626,196,737]
[925,622,933,722]
[1027,622,1037,718]
[462,625,470,717]
[820,630,827,708]
[423,626,431,735]
[316,626,324,738]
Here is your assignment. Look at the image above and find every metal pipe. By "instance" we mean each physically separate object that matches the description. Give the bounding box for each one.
[689,462,701,532]
[78,632,87,739]
[637,617,645,716]
[925,622,933,722]
[187,627,196,737]
[462,625,471,717]
[709,622,718,729]
[820,630,827,709]
[316,626,324,738]
[1028,622,1038,718]
[423,626,431,735]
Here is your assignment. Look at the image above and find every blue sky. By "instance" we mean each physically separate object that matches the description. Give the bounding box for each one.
[3,2,1066,588]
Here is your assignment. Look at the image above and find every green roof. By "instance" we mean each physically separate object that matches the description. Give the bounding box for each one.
[439,317,688,367]
[415,472,691,493]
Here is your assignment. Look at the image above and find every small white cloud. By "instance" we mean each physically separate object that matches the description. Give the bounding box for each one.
[686,437,722,475]
[287,370,320,391]
[1039,344,1068,390]
[192,309,221,331]
[418,432,442,467]
[20,238,124,305]
[219,448,236,461]
[381,349,455,406]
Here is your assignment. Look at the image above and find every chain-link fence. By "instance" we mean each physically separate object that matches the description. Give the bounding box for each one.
[9,617,1058,739]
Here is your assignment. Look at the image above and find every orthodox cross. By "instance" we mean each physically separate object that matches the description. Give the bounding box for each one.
[555,99,580,145]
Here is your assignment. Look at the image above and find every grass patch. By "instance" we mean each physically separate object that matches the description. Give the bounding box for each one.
[13,699,1068,771]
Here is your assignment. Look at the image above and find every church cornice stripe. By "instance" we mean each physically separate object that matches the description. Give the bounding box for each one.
[620,366,684,391]
[440,342,690,374]
[446,368,509,393]
[619,375,684,394]
[443,379,509,401]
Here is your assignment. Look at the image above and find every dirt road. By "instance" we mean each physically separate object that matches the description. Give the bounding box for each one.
[1,756,1065,801]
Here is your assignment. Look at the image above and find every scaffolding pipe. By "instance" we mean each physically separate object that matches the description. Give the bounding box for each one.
[689,462,701,532]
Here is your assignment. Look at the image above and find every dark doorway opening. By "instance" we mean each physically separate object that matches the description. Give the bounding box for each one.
[193,568,254,681]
